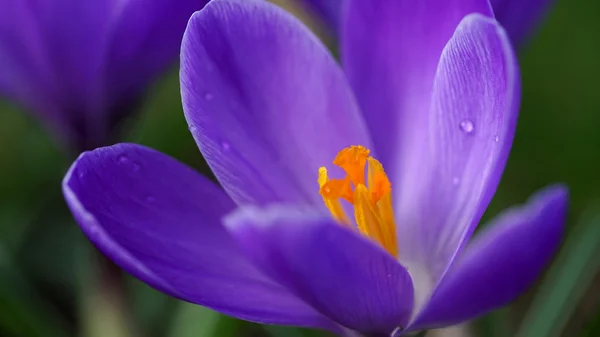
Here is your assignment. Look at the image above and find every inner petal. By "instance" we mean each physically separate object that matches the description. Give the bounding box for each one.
[318,146,398,257]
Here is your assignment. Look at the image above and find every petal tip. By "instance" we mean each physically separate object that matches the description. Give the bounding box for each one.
[530,183,570,212]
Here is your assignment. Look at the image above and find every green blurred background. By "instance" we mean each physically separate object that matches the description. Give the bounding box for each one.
[0,0,598,336]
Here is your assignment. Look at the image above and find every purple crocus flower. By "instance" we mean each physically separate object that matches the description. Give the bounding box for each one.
[0,0,208,150]
[62,0,568,335]
[299,0,554,45]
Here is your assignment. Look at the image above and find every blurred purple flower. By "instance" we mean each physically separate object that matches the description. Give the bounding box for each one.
[298,0,553,45]
[0,0,208,151]
[62,0,568,335]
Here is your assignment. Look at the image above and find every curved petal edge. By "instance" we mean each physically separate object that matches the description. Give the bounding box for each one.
[62,143,335,329]
[180,0,371,207]
[411,184,568,330]
[224,204,414,334]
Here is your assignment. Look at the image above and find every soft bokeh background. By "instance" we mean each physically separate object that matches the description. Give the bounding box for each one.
[0,0,598,336]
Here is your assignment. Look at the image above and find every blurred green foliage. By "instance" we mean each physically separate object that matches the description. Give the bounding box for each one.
[0,0,599,336]
[516,205,600,337]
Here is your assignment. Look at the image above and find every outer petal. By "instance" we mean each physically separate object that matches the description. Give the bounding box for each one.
[0,0,49,106]
[224,205,414,334]
[491,0,554,46]
[0,0,206,149]
[396,14,520,308]
[180,0,371,207]
[105,0,210,113]
[24,0,117,112]
[0,0,103,144]
[62,143,336,330]
[342,0,493,186]
[3,0,126,148]
[410,185,568,330]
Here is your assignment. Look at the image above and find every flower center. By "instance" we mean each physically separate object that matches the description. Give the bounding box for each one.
[318,146,398,257]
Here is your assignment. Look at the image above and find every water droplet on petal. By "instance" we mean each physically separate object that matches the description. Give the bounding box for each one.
[493,135,499,142]
[452,177,460,185]
[459,120,474,133]
[132,162,141,172]
[77,170,85,179]
[220,141,231,151]
[117,155,128,164]
[203,92,214,101]
[88,226,101,241]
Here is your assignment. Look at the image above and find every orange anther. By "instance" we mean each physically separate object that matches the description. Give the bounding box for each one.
[318,146,398,257]
[333,145,369,186]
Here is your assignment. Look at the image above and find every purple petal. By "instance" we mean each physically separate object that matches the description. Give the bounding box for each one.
[0,0,206,148]
[180,0,371,207]
[295,0,342,35]
[0,0,102,144]
[224,205,414,334]
[342,0,493,186]
[491,0,554,46]
[105,0,210,113]
[22,0,115,112]
[62,143,336,330]
[395,14,520,305]
[0,0,49,106]
[294,0,552,47]
[410,185,568,330]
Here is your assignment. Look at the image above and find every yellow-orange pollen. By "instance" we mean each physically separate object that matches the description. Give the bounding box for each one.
[318,146,398,257]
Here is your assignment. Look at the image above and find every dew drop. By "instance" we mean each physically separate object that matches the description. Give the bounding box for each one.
[452,177,460,186]
[117,154,128,164]
[132,162,141,172]
[77,171,85,179]
[88,226,101,240]
[459,119,474,133]
[493,135,499,142]
[203,92,214,101]
[220,141,231,151]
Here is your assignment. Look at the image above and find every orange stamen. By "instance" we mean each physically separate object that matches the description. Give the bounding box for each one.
[318,168,350,225]
[318,146,398,257]
[333,145,369,186]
